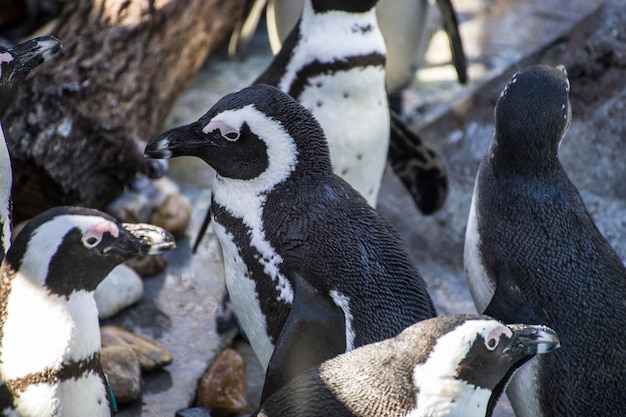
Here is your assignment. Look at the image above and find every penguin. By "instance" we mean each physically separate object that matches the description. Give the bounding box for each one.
[193,0,449,250]
[145,84,436,400]
[229,0,468,91]
[254,314,560,417]
[464,64,626,416]
[0,36,62,261]
[0,206,176,416]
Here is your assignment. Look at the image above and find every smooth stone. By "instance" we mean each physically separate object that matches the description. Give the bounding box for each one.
[95,264,144,319]
[101,345,142,404]
[101,325,173,371]
[175,407,213,417]
[196,348,248,416]
[150,193,192,238]
[125,254,169,278]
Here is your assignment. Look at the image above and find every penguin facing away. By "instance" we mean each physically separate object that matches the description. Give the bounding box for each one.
[145,84,436,400]
[465,64,626,416]
[0,206,175,416]
[254,314,560,417]
[0,36,62,261]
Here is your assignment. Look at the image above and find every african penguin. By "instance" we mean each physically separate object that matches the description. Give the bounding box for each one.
[464,64,626,416]
[0,206,175,416]
[259,0,467,91]
[254,314,560,417]
[0,36,62,261]
[145,84,436,400]
[194,0,449,250]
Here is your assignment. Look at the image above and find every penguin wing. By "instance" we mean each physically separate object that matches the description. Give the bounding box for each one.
[434,0,468,84]
[388,111,448,214]
[261,271,346,403]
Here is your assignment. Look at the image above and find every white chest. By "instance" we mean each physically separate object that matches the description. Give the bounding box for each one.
[506,356,544,417]
[0,126,12,253]
[12,373,110,417]
[212,221,279,370]
[298,67,390,204]
[0,278,101,380]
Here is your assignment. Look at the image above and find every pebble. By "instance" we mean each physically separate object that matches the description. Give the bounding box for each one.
[125,254,169,278]
[101,325,173,371]
[95,264,144,319]
[150,193,192,238]
[196,348,248,416]
[101,344,142,404]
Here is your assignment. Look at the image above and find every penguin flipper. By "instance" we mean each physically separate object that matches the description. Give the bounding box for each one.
[388,111,448,214]
[434,0,468,84]
[261,271,346,403]
[228,0,268,57]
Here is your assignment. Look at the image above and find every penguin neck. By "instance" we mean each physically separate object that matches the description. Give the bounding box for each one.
[488,132,561,178]
[0,265,101,379]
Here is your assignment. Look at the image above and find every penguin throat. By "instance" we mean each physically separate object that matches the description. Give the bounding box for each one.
[490,134,559,177]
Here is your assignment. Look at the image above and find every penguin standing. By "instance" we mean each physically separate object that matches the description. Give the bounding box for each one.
[0,36,62,260]
[194,0,449,249]
[255,315,560,417]
[0,206,175,416]
[464,65,626,416]
[145,84,436,400]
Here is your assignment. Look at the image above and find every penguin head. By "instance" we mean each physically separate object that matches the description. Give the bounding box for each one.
[408,315,559,413]
[145,84,332,187]
[5,206,175,297]
[492,65,571,173]
[0,36,62,116]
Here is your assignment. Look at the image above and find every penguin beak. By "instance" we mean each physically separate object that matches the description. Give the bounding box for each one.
[8,36,62,76]
[507,324,560,358]
[145,123,212,160]
[104,223,176,258]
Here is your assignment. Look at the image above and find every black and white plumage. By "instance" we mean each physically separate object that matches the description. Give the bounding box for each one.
[145,84,436,400]
[465,64,626,416]
[229,0,448,213]
[0,36,62,261]
[0,206,175,416]
[255,315,559,417]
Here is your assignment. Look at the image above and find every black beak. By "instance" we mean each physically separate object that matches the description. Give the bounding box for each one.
[145,124,208,160]
[507,324,560,358]
[104,223,176,258]
[8,36,62,76]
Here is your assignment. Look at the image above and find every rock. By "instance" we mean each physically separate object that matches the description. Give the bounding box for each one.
[196,349,248,416]
[101,325,173,372]
[125,254,169,278]
[150,193,192,238]
[95,264,144,319]
[101,345,142,404]
[175,407,213,417]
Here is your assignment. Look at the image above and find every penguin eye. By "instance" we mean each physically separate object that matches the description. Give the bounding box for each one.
[82,234,101,249]
[222,130,240,142]
[485,336,499,351]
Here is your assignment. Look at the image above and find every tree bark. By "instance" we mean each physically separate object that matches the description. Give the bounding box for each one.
[4,0,245,222]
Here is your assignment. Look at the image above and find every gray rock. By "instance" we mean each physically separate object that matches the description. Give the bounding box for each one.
[95,264,144,319]
[175,407,213,417]
[101,344,142,404]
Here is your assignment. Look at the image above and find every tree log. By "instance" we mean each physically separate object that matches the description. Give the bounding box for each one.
[4,0,246,222]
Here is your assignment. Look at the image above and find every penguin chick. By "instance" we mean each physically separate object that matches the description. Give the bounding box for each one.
[255,314,559,417]
[145,84,436,400]
[0,206,175,417]
[465,64,626,416]
[0,36,62,261]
